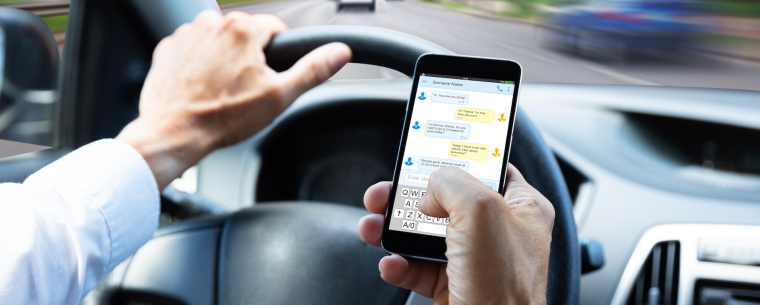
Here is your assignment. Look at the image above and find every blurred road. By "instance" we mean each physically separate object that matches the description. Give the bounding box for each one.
[225,0,760,91]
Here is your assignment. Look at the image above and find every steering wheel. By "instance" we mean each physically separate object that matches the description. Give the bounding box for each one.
[95,26,579,305]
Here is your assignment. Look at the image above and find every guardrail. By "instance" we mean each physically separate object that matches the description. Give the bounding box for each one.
[5,2,70,17]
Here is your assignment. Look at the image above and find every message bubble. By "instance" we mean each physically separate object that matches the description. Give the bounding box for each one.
[431,91,469,105]
[417,156,470,172]
[448,141,489,161]
[455,107,494,123]
[405,173,430,185]
[423,121,470,141]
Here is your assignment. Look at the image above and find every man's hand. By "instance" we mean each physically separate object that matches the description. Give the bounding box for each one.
[116,11,351,189]
[358,165,555,305]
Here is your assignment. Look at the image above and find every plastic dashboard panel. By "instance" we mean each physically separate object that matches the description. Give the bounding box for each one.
[519,83,760,304]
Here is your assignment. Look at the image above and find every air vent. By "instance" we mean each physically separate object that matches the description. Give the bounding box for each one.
[626,241,681,305]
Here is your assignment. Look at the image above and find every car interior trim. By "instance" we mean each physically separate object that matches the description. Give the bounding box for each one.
[611,224,760,305]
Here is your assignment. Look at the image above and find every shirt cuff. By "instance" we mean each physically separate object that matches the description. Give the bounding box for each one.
[26,139,160,274]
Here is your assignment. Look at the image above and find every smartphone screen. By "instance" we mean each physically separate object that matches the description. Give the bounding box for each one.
[382,55,521,261]
[388,73,516,236]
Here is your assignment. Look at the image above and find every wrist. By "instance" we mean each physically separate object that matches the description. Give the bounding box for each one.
[116,118,215,190]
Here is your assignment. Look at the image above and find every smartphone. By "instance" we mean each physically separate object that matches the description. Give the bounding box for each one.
[381,54,522,262]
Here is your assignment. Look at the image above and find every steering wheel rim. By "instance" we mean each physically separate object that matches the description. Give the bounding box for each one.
[264,25,451,77]
[265,25,580,305]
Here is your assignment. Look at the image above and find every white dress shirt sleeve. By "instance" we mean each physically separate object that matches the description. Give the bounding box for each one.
[0,139,160,305]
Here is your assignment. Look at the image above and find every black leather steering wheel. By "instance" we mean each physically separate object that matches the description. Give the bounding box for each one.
[92,26,579,305]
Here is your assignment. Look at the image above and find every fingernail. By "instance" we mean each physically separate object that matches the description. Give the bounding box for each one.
[329,44,351,71]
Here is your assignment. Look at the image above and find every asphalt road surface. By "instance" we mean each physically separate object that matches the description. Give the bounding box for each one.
[225,0,760,91]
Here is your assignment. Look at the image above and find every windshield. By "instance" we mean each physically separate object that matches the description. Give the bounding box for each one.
[4,0,759,93]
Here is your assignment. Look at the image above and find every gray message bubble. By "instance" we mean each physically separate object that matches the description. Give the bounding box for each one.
[417,156,469,172]
[423,121,470,141]
[431,91,469,105]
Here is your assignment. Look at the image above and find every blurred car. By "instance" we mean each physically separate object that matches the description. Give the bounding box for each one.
[544,0,708,61]
[337,0,375,12]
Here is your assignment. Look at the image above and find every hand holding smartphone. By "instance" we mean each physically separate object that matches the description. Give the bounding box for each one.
[381,54,523,262]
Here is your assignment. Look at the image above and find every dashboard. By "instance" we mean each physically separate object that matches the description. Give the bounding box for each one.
[194,79,760,305]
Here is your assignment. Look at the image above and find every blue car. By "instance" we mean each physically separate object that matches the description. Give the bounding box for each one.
[544,0,709,61]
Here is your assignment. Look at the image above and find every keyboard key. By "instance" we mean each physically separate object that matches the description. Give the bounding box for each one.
[401,220,416,231]
[393,209,404,219]
[415,211,425,221]
[413,200,419,209]
[424,215,433,222]
[405,210,415,219]
[443,218,450,225]
[434,217,443,224]
[420,190,426,199]
[400,188,410,197]
[410,189,420,198]
[403,199,413,208]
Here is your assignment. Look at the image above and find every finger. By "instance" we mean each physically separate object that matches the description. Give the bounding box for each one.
[357,214,384,247]
[193,10,223,28]
[225,13,288,46]
[419,167,503,218]
[364,181,391,214]
[277,42,351,103]
[224,11,249,19]
[379,255,409,287]
[379,255,445,298]
[503,163,548,206]
[504,163,533,192]
[502,164,555,232]
[172,24,192,37]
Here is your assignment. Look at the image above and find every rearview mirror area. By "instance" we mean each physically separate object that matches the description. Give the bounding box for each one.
[0,7,60,147]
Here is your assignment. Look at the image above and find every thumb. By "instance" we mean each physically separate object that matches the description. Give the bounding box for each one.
[419,167,504,218]
[278,43,352,103]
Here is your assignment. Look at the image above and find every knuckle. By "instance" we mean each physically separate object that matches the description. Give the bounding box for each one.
[152,39,172,60]
[314,56,333,82]
[229,24,249,40]
[194,11,212,23]
[194,10,222,27]
[301,60,325,88]
[225,10,249,20]
[469,189,503,210]
[254,13,287,29]
[174,24,191,35]
[509,196,556,229]
[429,166,454,182]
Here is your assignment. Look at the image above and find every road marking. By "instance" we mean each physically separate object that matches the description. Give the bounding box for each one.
[493,41,557,65]
[582,64,660,86]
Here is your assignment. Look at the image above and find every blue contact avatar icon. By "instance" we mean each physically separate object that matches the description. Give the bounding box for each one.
[404,157,414,166]
[412,121,421,129]
[418,92,427,100]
